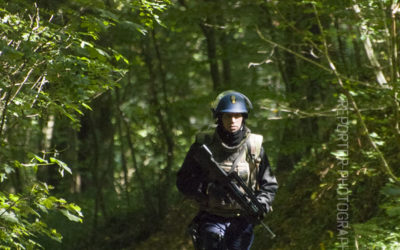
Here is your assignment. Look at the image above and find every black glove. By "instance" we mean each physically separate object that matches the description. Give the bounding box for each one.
[207,182,226,199]
[256,196,271,214]
[193,183,208,205]
[206,182,235,205]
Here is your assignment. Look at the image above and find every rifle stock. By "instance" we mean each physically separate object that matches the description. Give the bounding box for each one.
[195,144,276,238]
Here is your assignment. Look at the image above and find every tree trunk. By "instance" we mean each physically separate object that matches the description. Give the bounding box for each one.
[200,21,221,91]
[151,29,175,219]
[115,89,130,207]
[142,34,175,219]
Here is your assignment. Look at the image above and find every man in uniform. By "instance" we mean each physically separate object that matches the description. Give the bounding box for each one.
[176,91,278,250]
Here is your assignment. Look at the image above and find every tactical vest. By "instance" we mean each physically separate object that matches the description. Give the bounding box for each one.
[195,128,263,217]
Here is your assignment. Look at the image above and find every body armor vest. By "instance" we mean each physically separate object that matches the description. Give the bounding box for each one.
[195,128,263,217]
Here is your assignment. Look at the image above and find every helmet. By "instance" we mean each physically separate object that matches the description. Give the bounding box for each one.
[212,90,253,118]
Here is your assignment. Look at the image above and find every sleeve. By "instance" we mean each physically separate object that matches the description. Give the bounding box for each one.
[255,147,278,212]
[176,143,208,202]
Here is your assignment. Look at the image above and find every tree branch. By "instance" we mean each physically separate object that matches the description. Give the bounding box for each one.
[313,4,399,182]
[352,2,388,87]
[255,26,377,90]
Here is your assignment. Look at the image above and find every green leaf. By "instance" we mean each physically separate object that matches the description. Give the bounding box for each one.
[50,158,72,176]
[386,207,400,217]
[32,154,48,164]
[80,40,94,48]
[331,150,348,158]
[381,184,400,197]
[42,197,55,209]
[60,209,82,223]
[0,173,7,182]
[37,204,48,214]
[9,193,19,202]
[0,209,19,223]
[81,102,93,111]
[4,165,14,174]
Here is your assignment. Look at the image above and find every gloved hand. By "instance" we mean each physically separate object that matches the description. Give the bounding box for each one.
[191,182,207,205]
[245,198,269,225]
[256,196,271,214]
[206,182,236,207]
[206,182,227,199]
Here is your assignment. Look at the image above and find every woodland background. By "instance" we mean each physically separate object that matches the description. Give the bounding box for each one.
[1,0,400,249]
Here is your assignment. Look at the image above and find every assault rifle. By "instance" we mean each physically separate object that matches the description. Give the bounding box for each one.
[194,144,276,238]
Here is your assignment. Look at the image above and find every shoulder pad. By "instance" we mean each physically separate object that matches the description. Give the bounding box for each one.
[247,133,263,158]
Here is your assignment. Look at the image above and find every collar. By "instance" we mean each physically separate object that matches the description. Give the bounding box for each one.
[215,125,250,151]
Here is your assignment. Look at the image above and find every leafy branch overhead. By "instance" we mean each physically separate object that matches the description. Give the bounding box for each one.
[0,0,169,248]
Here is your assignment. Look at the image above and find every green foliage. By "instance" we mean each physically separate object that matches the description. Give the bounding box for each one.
[0,159,83,249]
[0,0,143,247]
[352,182,400,249]
[0,3,124,130]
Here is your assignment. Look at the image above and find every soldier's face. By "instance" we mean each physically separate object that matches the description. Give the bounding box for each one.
[222,113,243,133]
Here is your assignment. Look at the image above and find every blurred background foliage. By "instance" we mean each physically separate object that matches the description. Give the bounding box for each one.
[1,0,400,249]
